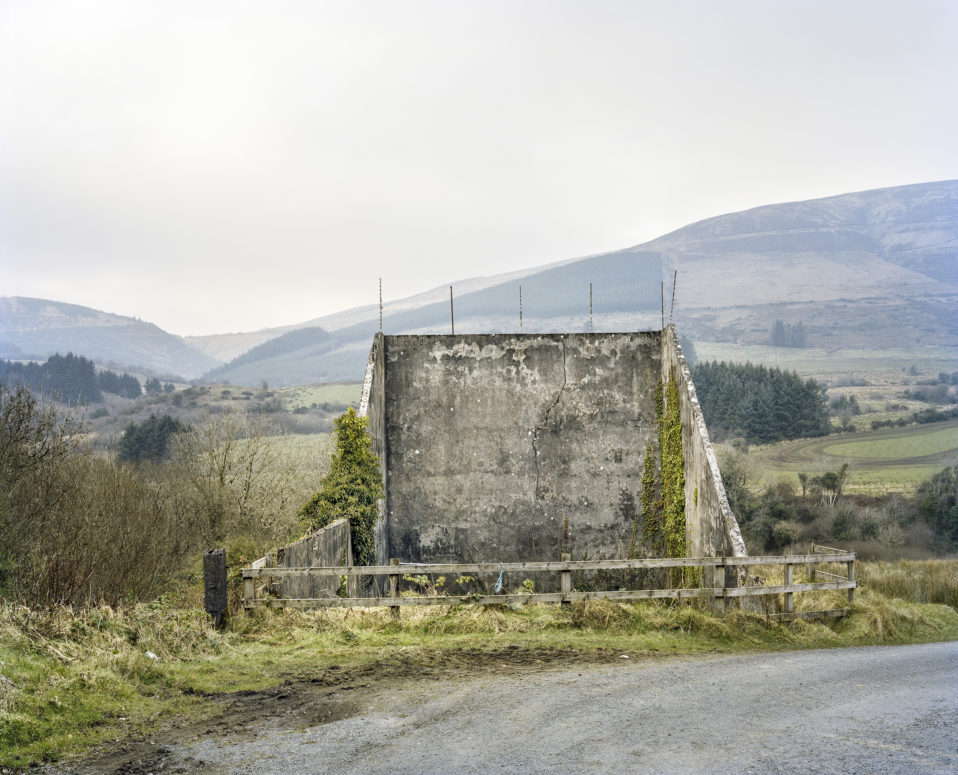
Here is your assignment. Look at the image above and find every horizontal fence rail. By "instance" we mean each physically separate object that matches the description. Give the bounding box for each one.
[242,551,856,619]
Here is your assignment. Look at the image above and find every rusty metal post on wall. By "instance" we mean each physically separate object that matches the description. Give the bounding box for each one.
[589,283,593,333]
[669,270,677,323]
[449,286,455,335]
[660,281,664,329]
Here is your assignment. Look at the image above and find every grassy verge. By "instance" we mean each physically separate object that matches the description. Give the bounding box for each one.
[2,561,957,768]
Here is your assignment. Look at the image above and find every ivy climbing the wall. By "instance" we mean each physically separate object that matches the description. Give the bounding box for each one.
[660,371,686,563]
[298,408,384,566]
[640,442,663,555]
[639,370,692,586]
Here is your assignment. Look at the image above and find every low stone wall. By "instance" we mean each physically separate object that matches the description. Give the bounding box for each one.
[275,519,356,598]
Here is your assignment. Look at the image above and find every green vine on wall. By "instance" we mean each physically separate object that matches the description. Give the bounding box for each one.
[660,371,686,562]
[640,442,663,555]
[639,369,694,586]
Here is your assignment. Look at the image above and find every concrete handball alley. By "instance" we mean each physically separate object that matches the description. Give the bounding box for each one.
[359,325,746,569]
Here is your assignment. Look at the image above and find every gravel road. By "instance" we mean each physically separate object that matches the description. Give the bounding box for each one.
[50,641,958,774]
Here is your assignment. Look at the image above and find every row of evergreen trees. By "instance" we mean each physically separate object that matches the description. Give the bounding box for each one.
[99,368,143,398]
[770,319,808,348]
[691,360,831,443]
[0,354,146,403]
[1,353,103,404]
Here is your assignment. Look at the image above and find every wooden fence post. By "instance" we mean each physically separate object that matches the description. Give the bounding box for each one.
[560,553,571,606]
[204,548,228,627]
[714,562,726,616]
[783,560,794,614]
[807,542,817,583]
[847,557,855,605]
[389,558,400,620]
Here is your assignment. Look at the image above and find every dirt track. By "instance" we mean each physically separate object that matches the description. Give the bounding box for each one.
[43,642,958,774]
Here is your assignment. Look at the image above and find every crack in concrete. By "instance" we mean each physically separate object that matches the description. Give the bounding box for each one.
[532,339,568,504]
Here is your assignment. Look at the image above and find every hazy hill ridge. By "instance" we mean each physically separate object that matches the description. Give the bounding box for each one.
[205,180,957,385]
[3,180,955,384]
[0,297,221,379]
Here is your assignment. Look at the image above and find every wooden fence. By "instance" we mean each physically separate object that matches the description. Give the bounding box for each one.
[242,544,855,620]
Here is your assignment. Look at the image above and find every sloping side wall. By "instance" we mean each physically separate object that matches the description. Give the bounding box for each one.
[379,333,661,562]
[358,332,389,567]
[660,325,747,560]
[275,518,355,598]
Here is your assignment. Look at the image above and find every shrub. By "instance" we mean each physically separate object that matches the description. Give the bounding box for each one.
[0,383,199,605]
[771,520,800,549]
[171,410,301,547]
[117,414,189,463]
[298,408,384,566]
[831,509,858,542]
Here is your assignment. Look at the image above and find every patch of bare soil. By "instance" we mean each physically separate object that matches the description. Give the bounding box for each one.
[34,645,641,775]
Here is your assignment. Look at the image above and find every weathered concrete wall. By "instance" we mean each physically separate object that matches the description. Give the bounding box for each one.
[358,332,389,568]
[275,518,355,598]
[660,325,747,562]
[380,333,661,563]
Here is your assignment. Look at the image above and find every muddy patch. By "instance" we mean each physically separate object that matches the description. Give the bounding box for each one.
[36,646,643,775]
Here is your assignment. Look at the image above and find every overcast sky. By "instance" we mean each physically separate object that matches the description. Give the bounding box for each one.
[2,1,957,336]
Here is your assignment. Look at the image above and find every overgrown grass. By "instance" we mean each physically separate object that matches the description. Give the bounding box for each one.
[858,559,958,609]
[2,560,957,768]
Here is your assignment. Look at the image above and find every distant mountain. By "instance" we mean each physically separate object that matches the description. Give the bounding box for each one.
[0,297,221,379]
[183,254,582,363]
[204,179,958,385]
[204,326,331,384]
[6,180,955,386]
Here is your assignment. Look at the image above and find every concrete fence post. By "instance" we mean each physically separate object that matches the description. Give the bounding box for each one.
[203,548,228,628]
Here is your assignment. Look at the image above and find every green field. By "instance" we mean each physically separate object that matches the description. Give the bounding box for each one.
[280,383,363,410]
[751,419,958,493]
[823,423,958,460]
[695,343,958,385]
